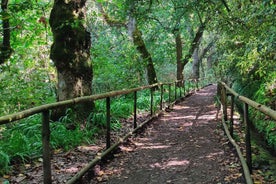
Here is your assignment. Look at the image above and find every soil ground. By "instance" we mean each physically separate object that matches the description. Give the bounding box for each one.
[85,85,245,184]
[2,84,246,184]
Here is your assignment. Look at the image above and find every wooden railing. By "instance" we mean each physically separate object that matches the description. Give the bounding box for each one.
[0,79,204,184]
[218,81,276,184]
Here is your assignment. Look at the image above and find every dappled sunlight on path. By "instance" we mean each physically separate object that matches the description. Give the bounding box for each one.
[89,85,244,184]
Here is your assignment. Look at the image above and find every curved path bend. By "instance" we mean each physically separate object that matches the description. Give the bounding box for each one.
[88,85,245,184]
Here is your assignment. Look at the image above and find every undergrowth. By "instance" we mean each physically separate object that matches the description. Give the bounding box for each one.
[0,113,95,175]
[250,110,276,151]
[0,89,165,175]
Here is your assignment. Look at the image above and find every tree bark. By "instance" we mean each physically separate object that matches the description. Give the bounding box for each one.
[96,2,158,85]
[132,27,158,85]
[49,0,93,121]
[192,39,215,79]
[175,32,184,86]
[192,48,200,79]
[127,2,158,85]
[207,52,214,70]
[0,0,12,64]
[176,23,205,82]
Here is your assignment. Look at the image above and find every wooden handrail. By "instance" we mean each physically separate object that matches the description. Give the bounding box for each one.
[0,79,204,184]
[0,83,158,125]
[221,112,253,184]
[219,82,276,120]
[218,81,276,184]
[0,79,204,125]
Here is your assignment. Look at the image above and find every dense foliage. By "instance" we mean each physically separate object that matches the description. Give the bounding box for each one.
[0,0,275,178]
[211,1,276,150]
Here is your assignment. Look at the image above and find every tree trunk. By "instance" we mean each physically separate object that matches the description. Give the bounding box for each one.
[127,1,157,85]
[97,2,157,85]
[132,27,158,85]
[192,39,215,79]
[49,0,93,121]
[175,32,184,86]
[192,48,200,79]
[0,0,12,64]
[176,23,205,82]
[207,50,215,70]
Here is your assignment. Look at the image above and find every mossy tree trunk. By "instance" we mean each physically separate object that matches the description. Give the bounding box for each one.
[175,32,184,86]
[176,23,205,84]
[132,28,158,85]
[127,2,157,85]
[192,48,200,79]
[49,0,93,121]
[0,0,12,64]
[97,2,158,85]
[192,39,215,79]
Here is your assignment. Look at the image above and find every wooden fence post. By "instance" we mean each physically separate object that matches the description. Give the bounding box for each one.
[150,89,153,116]
[42,110,52,184]
[244,103,252,173]
[221,85,228,122]
[174,82,177,101]
[160,84,163,110]
[179,82,182,97]
[134,91,137,128]
[229,94,234,137]
[183,80,186,95]
[106,97,111,149]
[169,84,171,105]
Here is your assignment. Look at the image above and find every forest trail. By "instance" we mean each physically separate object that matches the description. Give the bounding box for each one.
[87,85,245,184]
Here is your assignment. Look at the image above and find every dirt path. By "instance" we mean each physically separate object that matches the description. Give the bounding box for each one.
[87,85,245,184]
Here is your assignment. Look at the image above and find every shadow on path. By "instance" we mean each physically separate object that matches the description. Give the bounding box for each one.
[88,85,245,184]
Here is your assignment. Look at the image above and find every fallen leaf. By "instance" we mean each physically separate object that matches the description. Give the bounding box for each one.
[16,175,26,183]
[25,164,31,169]
[96,177,103,182]
[3,175,10,179]
[54,148,63,154]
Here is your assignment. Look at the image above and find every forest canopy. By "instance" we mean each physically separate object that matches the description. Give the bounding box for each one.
[0,0,275,114]
[0,0,275,178]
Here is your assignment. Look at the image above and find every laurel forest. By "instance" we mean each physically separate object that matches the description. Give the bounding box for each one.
[0,0,275,182]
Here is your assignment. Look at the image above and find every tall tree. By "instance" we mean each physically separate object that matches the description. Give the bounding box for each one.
[176,22,205,82]
[175,31,183,84]
[192,39,216,79]
[192,47,200,79]
[97,1,158,85]
[147,1,206,85]
[131,25,158,85]
[0,0,12,64]
[49,0,93,120]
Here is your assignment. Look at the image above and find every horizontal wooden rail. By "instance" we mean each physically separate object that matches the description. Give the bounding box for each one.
[0,79,205,184]
[0,79,205,125]
[0,83,158,125]
[219,82,276,120]
[221,110,253,184]
[66,114,159,184]
[218,81,276,184]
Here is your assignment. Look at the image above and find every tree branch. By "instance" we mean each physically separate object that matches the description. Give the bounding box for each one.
[199,39,217,62]
[221,0,231,12]
[146,15,172,32]
[95,1,127,28]
[181,22,206,66]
